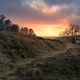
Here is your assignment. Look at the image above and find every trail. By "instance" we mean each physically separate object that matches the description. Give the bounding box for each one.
[42,43,80,58]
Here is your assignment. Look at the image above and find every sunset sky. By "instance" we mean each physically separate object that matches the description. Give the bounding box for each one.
[0,0,80,37]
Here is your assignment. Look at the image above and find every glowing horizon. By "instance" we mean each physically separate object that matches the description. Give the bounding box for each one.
[11,17,68,37]
[10,15,69,37]
[0,0,80,37]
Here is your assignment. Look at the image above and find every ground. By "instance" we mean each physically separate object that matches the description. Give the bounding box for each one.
[0,31,80,80]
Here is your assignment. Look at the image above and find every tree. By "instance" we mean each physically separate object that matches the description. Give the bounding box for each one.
[0,15,5,22]
[0,15,5,30]
[29,28,36,36]
[60,24,80,43]
[0,14,20,32]
[21,27,28,35]
[4,19,12,31]
[10,24,19,32]
[21,27,36,36]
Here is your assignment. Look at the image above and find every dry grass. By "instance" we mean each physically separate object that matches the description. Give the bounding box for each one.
[0,31,80,80]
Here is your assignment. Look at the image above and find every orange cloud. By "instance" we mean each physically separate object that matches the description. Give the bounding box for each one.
[31,3,60,15]
[9,1,76,37]
[11,17,69,37]
[0,0,80,37]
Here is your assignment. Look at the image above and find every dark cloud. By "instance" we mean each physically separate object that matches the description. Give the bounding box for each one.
[0,0,23,12]
[0,0,80,25]
[44,0,79,6]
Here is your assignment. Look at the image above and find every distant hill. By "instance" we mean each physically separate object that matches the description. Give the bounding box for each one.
[42,36,57,39]
[54,36,80,44]
[0,31,80,80]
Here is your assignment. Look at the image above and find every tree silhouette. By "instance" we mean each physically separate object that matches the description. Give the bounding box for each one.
[21,27,36,36]
[21,27,28,35]
[0,15,5,30]
[29,28,36,36]
[0,14,36,35]
[10,24,19,32]
[4,19,12,31]
[61,24,80,43]
[0,15,5,22]
[0,14,20,32]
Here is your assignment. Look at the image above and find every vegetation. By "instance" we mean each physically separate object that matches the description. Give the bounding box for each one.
[21,27,36,36]
[0,14,80,80]
[0,15,19,32]
[60,24,80,43]
[0,31,79,80]
[0,14,35,36]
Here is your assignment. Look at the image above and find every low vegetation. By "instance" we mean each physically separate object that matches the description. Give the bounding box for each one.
[0,31,80,80]
[0,15,80,80]
[60,24,80,43]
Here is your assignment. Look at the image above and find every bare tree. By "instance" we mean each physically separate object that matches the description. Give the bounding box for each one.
[0,14,20,32]
[60,24,80,43]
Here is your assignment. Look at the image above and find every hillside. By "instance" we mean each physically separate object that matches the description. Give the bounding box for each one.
[0,31,80,80]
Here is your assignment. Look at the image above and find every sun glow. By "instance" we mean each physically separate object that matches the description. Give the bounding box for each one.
[26,24,67,37]
[8,0,70,37]
[11,18,68,37]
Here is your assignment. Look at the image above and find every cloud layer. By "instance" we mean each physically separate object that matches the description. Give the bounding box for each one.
[0,0,80,36]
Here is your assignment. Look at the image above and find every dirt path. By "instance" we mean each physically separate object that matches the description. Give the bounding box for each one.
[42,43,80,58]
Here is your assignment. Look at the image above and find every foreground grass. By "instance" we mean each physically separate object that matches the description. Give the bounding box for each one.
[0,31,80,80]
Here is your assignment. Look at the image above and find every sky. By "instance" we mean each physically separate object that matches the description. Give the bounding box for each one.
[0,0,80,37]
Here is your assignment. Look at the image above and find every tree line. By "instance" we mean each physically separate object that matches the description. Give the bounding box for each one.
[0,14,36,36]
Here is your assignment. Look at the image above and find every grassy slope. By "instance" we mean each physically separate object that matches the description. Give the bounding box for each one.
[0,31,80,80]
